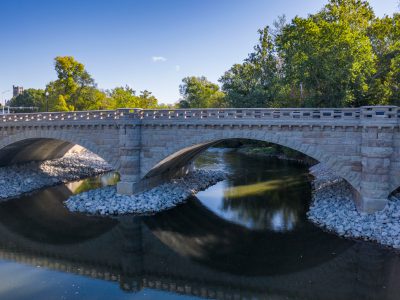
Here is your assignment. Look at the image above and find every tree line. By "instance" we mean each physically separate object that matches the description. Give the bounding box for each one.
[10,0,400,111]
[8,56,171,112]
[179,0,400,109]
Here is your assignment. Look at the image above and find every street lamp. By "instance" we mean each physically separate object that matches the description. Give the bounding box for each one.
[1,90,10,114]
[45,91,49,112]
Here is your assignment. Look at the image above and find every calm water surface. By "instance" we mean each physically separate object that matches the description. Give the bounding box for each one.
[0,150,399,300]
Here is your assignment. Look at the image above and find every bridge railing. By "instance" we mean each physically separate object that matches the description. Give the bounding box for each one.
[361,106,398,119]
[0,110,133,123]
[139,108,363,120]
[0,106,398,123]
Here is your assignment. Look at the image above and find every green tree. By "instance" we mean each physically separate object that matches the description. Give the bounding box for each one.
[219,0,396,108]
[219,27,282,108]
[178,76,225,108]
[275,0,376,107]
[53,95,70,111]
[46,56,103,111]
[8,89,46,111]
[138,90,159,108]
[367,13,400,105]
[108,86,139,109]
[9,56,167,111]
[78,87,111,110]
[46,80,73,111]
[317,0,375,30]
[108,86,160,109]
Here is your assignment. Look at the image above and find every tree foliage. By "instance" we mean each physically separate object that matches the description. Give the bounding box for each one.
[7,89,46,111]
[367,13,400,105]
[10,56,166,111]
[178,76,225,108]
[219,27,283,108]
[46,56,97,111]
[211,0,400,109]
[276,4,376,107]
[107,86,159,109]
[9,1,400,110]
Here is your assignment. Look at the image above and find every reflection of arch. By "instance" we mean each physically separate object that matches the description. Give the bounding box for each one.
[144,132,360,194]
[0,131,118,169]
[0,184,118,245]
[144,197,353,276]
[0,194,394,299]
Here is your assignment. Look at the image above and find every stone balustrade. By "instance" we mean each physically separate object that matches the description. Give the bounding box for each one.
[139,107,362,120]
[0,109,145,123]
[0,106,398,124]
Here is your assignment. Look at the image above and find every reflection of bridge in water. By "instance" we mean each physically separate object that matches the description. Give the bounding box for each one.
[0,185,399,300]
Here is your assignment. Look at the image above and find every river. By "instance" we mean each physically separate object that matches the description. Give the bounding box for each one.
[0,149,398,300]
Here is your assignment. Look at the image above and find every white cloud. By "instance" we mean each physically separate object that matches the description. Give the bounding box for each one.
[152,56,167,62]
[175,65,181,71]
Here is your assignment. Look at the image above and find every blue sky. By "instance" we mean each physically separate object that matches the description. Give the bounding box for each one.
[0,0,399,105]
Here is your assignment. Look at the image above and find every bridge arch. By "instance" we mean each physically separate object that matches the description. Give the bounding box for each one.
[0,131,119,170]
[142,129,361,194]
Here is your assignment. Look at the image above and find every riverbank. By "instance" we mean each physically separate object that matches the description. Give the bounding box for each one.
[307,163,400,250]
[237,146,316,166]
[65,169,226,215]
[0,149,111,199]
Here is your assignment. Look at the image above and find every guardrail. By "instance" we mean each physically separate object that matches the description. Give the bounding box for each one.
[0,106,398,123]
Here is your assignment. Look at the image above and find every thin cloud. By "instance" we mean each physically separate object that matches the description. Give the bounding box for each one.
[152,56,167,62]
[175,65,181,71]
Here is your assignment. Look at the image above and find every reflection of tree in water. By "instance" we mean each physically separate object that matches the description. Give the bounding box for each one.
[72,172,119,194]
[211,151,311,231]
[194,151,221,167]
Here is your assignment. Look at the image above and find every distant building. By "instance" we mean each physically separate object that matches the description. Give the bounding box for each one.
[12,85,24,98]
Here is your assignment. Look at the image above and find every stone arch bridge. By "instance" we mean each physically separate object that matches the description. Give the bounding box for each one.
[0,106,399,213]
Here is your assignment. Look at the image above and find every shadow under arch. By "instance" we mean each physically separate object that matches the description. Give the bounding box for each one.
[143,196,354,276]
[0,131,118,169]
[143,136,360,195]
[387,179,400,198]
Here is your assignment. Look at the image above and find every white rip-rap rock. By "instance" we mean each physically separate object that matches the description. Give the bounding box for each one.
[65,169,226,216]
[0,150,112,200]
[308,163,400,250]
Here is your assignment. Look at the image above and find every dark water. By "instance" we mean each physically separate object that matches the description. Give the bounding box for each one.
[0,150,399,300]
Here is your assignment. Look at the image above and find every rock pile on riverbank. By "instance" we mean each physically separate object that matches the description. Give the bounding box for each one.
[308,163,400,249]
[309,163,342,189]
[0,150,111,199]
[65,169,226,215]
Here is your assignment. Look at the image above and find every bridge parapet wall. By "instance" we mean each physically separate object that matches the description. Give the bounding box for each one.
[138,106,399,122]
[139,107,362,121]
[0,109,139,124]
[0,106,397,124]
